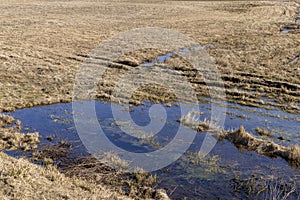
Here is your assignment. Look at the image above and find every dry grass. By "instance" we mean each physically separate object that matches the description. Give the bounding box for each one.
[224,126,300,167]
[30,143,169,200]
[57,154,169,200]
[0,114,169,199]
[0,0,299,113]
[178,112,210,132]
[179,112,300,166]
[0,114,40,151]
[255,127,274,138]
[1,0,300,198]
[0,152,133,200]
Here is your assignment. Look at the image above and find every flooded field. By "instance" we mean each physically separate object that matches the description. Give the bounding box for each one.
[5,98,300,199]
[1,0,300,199]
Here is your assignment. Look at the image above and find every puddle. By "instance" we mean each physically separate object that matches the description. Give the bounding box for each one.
[280,24,300,33]
[296,8,300,23]
[281,29,290,33]
[5,99,300,199]
[141,44,214,67]
[285,56,299,66]
[281,7,300,33]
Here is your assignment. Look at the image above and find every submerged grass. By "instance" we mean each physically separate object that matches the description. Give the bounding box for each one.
[255,127,274,138]
[57,154,169,200]
[180,112,300,167]
[0,114,169,199]
[0,0,300,198]
[224,126,300,167]
[233,175,299,199]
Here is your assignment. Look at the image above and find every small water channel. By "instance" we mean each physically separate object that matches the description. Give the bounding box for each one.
[141,44,214,67]
[5,98,300,199]
[281,7,300,33]
[4,41,300,198]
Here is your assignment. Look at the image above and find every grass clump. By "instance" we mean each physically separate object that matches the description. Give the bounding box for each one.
[223,126,300,167]
[0,114,40,151]
[255,127,273,138]
[179,113,300,167]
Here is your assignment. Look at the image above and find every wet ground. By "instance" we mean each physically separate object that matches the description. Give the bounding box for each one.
[1,1,300,199]
[5,98,300,199]
[281,7,300,33]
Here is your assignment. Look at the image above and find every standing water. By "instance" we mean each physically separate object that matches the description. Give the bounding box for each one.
[6,98,300,199]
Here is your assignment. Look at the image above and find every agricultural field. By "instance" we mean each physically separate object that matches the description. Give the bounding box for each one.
[0,0,299,199]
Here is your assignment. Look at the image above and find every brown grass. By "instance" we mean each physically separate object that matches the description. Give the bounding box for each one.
[1,0,300,198]
[57,155,169,200]
[234,175,298,199]
[0,114,40,151]
[178,112,210,132]
[29,142,169,199]
[255,127,274,138]
[0,0,299,113]
[179,113,300,167]
[223,126,300,167]
[0,114,169,199]
[0,152,133,200]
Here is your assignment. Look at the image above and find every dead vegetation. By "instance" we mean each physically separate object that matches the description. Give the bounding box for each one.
[233,175,299,199]
[32,145,169,200]
[223,126,300,167]
[179,112,300,167]
[0,113,169,199]
[1,0,300,199]
[58,155,169,200]
[0,0,299,113]
[0,114,40,151]
[178,112,210,132]
[0,152,133,200]
[255,127,274,138]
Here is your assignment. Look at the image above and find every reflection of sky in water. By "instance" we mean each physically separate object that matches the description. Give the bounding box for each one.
[284,56,299,66]
[281,29,290,33]
[5,98,300,199]
[141,44,214,67]
[6,98,300,154]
